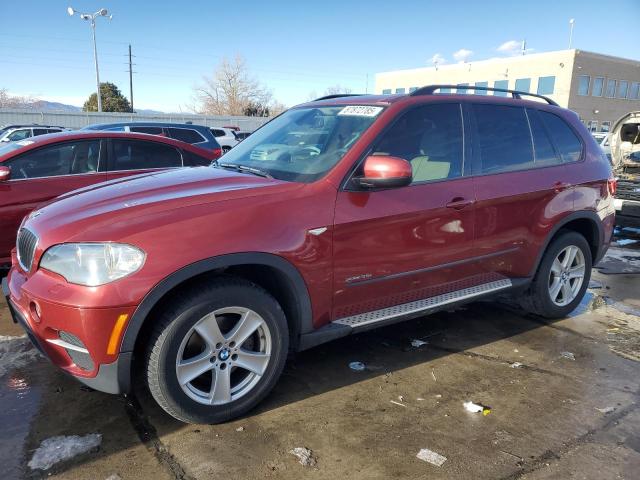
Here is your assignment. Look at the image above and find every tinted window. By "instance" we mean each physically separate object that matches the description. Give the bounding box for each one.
[7,129,32,141]
[538,112,582,163]
[526,109,561,167]
[537,76,555,95]
[111,140,182,170]
[473,105,533,174]
[7,140,100,179]
[47,128,62,134]
[167,127,204,144]
[182,150,211,167]
[130,126,164,135]
[493,80,508,96]
[515,78,531,93]
[373,103,463,183]
[33,129,49,136]
[592,77,604,97]
[211,129,225,137]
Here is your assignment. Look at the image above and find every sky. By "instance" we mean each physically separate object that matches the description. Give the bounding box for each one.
[1,0,639,112]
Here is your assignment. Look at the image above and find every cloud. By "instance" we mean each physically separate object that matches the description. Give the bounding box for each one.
[497,40,523,56]
[429,53,447,65]
[453,48,473,63]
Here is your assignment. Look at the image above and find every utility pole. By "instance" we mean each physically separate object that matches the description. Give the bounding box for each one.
[128,44,134,113]
[568,18,575,49]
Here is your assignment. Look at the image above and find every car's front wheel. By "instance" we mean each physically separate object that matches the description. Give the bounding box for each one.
[146,278,288,424]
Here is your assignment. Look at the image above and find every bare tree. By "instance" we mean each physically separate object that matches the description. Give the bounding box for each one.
[324,85,353,96]
[193,55,276,116]
[0,88,37,109]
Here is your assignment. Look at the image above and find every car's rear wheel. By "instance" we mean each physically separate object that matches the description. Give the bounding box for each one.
[519,231,592,319]
[146,278,288,424]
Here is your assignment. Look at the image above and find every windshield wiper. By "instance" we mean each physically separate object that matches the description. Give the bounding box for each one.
[214,162,272,179]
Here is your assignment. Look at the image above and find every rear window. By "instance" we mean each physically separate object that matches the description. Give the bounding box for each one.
[130,126,164,135]
[168,128,205,144]
[538,112,583,163]
[473,104,533,174]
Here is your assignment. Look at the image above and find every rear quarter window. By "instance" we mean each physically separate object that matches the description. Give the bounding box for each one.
[168,128,205,144]
[538,111,583,163]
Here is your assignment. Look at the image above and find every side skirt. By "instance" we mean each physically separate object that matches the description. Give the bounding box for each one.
[297,278,530,351]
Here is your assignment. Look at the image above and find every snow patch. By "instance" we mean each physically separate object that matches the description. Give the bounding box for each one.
[28,434,102,470]
[0,335,41,378]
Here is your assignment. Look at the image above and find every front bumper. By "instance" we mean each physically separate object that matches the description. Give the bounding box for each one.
[3,271,134,394]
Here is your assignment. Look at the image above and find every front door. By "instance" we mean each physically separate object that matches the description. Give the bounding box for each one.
[332,103,481,321]
[0,139,106,262]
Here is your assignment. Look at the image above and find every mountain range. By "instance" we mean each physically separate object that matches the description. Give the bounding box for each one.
[26,100,164,115]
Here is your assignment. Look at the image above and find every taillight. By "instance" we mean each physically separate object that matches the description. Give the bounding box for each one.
[608,177,617,196]
[212,148,222,158]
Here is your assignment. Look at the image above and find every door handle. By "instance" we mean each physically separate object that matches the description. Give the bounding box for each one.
[553,181,572,193]
[446,197,475,210]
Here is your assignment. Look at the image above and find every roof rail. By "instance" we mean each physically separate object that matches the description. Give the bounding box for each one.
[409,84,558,106]
[313,94,364,101]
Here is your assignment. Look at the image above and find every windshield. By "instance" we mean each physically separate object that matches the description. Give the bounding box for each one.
[217,105,383,182]
[0,139,34,157]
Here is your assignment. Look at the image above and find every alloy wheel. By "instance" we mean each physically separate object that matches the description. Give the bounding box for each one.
[548,245,586,307]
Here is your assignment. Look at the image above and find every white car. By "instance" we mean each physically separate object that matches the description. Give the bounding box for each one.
[210,127,239,153]
[0,126,66,143]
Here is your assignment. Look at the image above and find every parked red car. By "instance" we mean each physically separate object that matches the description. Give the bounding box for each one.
[0,131,221,265]
[4,86,615,424]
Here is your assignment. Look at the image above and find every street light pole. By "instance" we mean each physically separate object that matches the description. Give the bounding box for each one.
[68,7,112,113]
[568,18,575,50]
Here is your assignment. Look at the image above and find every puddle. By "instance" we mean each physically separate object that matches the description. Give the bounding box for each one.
[569,291,602,317]
[0,337,47,479]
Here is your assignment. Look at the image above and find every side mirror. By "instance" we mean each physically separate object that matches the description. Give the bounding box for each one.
[0,166,11,181]
[353,155,412,189]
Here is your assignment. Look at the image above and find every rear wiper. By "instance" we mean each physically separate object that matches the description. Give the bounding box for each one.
[215,162,272,179]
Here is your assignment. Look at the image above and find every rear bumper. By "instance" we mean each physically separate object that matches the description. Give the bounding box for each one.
[614,199,640,228]
[3,274,132,394]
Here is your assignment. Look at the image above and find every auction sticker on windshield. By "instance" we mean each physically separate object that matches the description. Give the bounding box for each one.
[338,106,383,117]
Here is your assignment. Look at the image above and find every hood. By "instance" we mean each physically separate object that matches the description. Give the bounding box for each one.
[27,166,298,239]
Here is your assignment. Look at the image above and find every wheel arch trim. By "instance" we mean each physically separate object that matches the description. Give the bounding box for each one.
[119,252,313,353]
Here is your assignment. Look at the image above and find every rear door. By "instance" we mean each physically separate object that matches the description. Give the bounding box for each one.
[0,139,106,261]
[105,138,183,181]
[470,104,574,279]
[332,102,481,321]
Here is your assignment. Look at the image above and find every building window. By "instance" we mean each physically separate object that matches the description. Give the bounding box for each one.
[395,87,406,94]
[439,87,451,94]
[537,76,555,95]
[617,81,628,99]
[409,87,418,93]
[630,82,640,100]
[515,78,531,93]
[587,120,598,133]
[577,75,590,96]
[592,77,604,97]
[382,89,392,95]
[457,83,469,94]
[474,81,488,95]
[605,79,616,98]
[601,121,611,133]
[493,79,508,96]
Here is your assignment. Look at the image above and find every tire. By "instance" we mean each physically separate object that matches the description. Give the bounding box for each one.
[146,277,288,424]
[519,231,592,319]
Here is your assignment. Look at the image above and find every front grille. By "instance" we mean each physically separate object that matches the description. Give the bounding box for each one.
[16,228,38,272]
[617,181,640,202]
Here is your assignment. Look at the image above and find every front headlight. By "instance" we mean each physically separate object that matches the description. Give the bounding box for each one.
[40,243,145,286]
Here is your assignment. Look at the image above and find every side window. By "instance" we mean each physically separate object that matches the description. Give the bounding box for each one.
[110,140,182,171]
[6,140,100,179]
[182,150,210,167]
[211,129,225,137]
[46,128,62,134]
[538,111,583,163]
[33,129,49,136]
[526,109,562,167]
[130,126,164,135]
[473,104,533,174]
[8,129,32,141]
[373,103,464,183]
[167,128,205,144]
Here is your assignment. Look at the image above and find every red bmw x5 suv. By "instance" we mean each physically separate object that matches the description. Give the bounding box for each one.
[4,86,615,423]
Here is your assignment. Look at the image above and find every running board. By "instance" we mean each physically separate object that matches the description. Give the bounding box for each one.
[297,279,514,351]
[334,279,512,328]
